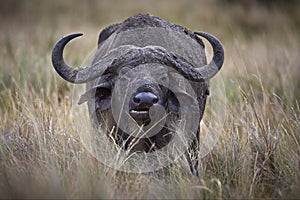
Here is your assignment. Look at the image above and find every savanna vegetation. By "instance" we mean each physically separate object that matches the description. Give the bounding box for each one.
[0,0,299,199]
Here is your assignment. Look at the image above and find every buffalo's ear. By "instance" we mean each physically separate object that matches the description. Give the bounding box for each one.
[167,89,199,116]
[167,91,180,115]
[78,82,112,112]
[78,89,94,105]
[94,87,111,111]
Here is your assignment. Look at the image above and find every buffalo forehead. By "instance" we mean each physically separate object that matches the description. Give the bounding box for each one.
[97,27,207,68]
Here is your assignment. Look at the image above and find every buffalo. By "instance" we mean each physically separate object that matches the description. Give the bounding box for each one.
[51,14,224,176]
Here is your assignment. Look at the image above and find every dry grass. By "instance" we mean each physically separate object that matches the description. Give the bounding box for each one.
[0,0,299,199]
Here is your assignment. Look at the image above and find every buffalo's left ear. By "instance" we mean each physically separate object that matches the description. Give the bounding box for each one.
[167,91,180,115]
[167,72,200,116]
[167,89,199,116]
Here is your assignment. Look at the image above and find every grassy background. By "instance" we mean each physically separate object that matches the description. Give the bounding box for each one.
[0,0,299,198]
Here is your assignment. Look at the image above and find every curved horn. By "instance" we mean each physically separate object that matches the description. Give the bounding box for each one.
[52,32,224,83]
[51,33,86,83]
[193,32,224,80]
[101,32,224,82]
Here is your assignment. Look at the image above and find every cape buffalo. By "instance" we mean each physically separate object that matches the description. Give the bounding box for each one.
[51,14,224,176]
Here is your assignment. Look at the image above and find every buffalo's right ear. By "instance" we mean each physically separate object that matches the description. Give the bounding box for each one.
[78,88,94,105]
[78,86,112,111]
[78,82,112,110]
[94,87,112,111]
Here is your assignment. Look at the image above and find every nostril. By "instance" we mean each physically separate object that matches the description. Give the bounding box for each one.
[133,96,141,103]
[152,97,158,104]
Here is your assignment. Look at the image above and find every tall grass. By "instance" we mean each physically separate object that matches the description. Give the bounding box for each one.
[0,0,299,198]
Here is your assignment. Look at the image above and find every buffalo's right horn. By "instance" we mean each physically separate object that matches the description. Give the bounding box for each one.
[52,33,87,83]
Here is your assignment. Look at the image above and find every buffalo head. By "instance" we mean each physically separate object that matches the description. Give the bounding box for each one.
[51,14,224,175]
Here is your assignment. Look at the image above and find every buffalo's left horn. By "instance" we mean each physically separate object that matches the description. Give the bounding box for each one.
[193,32,224,80]
[52,33,87,83]
[101,32,224,82]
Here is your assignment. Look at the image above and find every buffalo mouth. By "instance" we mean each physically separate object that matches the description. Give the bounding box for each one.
[129,109,151,125]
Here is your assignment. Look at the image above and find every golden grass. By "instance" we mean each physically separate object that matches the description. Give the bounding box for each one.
[0,0,299,198]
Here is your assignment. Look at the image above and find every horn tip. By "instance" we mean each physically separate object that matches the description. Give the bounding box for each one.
[64,33,83,39]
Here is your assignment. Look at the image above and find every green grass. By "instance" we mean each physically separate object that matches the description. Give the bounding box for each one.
[0,0,299,198]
